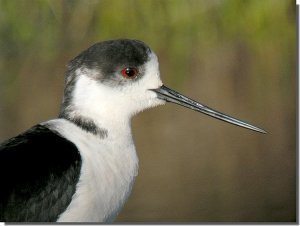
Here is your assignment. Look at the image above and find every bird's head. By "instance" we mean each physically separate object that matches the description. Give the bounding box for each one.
[60,39,266,134]
[59,39,165,130]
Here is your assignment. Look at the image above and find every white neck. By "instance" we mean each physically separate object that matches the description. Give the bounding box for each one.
[63,75,134,138]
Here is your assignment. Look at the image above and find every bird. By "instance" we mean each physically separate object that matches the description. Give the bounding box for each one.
[0,39,266,222]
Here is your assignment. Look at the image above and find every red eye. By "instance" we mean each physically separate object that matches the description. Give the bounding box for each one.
[121,67,138,79]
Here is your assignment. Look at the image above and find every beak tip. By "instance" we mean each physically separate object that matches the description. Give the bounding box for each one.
[258,128,267,134]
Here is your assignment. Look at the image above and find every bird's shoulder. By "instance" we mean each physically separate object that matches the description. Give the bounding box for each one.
[0,123,82,222]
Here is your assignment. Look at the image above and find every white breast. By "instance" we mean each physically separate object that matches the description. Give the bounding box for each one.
[44,119,139,222]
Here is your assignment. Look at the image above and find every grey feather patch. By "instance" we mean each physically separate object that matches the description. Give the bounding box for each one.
[65,39,151,87]
[59,114,108,138]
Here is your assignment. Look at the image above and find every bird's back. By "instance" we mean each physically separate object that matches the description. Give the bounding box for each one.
[0,124,82,222]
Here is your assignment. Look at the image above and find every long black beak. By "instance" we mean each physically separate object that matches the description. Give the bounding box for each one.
[152,85,266,134]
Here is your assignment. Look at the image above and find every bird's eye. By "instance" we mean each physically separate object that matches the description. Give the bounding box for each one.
[121,68,138,79]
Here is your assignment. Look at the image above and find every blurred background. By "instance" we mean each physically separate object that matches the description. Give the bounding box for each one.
[0,0,296,222]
